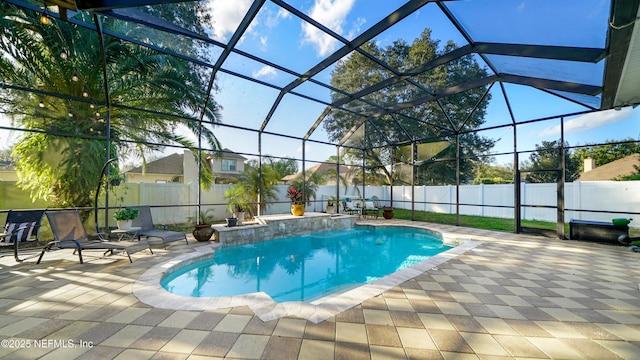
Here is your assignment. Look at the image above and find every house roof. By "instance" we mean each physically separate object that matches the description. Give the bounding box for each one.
[127,153,184,175]
[216,149,247,161]
[578,154,640,181]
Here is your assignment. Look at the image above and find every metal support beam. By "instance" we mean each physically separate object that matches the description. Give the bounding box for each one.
[513,125,521,233]
[499,74,601,96]
[557,119,566,239]
[474,42,606,62]
[455,134,460,226]
[390,145,395,209]
[336,146,341,213]
[258,133,263,216]
[362,148,366,201]
[93,14,113,232]
[77,0,191,11]
[411,141,417,221]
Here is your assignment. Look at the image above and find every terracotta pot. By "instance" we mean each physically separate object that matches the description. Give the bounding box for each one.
[291,204,305,216]
[192,224,214,242]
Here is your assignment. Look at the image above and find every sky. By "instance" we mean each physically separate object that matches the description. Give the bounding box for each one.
[2,0,639,167]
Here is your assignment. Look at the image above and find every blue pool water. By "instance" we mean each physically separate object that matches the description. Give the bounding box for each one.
[162,226,452,302]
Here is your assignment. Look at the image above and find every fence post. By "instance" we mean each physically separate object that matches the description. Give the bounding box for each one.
[480,183,485,217]
[521,182,526,222]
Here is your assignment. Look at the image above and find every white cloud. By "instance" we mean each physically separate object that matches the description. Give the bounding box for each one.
[253,65,277,78]
[278,7,291,19]
[302,0,355,57]
[259,36,268,50]
[296,143,311,154]
[207,0,254,41]
[346,17,366,39]
[538,107,634,136]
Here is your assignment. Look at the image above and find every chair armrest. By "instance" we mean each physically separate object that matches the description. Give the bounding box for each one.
[96,232,110,241]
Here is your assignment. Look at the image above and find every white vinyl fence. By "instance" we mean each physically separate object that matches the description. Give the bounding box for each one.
[4,180,638,228]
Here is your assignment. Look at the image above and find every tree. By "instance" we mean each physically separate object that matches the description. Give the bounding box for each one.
[472,161,514,184]
[0,148,13,163]
[323,29,494,185]
[0,3,221,208]
[263,156,298,180]
[225,160,281,217]
[523,140,580,183]
[572,138,640,170]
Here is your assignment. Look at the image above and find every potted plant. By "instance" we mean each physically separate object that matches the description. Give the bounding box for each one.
[192,209,215,242]
[286,185,305,216]
[233,204,246,225]
[225,217,238,227]
[113,207,139,230]
[225,185,251,225]
[107,173,123,187]
[382,206,394,219]
[326,196,337,214]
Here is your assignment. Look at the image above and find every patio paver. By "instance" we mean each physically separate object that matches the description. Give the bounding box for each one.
[0,219,639,359]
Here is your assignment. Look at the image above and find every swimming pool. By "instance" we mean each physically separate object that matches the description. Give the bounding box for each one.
[162,226,453,302]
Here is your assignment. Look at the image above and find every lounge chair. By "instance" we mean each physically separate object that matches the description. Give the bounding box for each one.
[342,197,361,216]
[131,206,188,247]
[362,198,380,218]
[38,210,152,264]
[1,209,46,262]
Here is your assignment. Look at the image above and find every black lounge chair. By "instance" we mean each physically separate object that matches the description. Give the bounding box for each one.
[38,210,152,264]
[131,206,188,247]
[362,198,380,219]
[1,209,46,262]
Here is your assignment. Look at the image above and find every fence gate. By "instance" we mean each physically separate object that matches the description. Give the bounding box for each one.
[516,168,565,239]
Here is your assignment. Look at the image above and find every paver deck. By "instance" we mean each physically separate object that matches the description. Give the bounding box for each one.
[0,219,639,359]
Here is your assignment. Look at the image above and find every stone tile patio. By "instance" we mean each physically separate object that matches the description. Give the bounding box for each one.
[0,219,639,359]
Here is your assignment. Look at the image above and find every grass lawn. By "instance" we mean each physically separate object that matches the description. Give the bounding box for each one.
[392,208,563,233]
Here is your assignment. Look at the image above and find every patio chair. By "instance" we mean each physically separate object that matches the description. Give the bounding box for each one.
[131,206,188,247]
[38,210,152,264]
[342,197,361,216]
[362,198,380,219]
[1,209,46,262]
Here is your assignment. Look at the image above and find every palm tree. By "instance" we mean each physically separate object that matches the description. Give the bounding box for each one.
[225,161,281,217]
[0,4,221,208]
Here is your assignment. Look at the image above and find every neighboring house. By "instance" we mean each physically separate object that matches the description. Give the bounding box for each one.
[126,149,247,184]
[209,149,247,184]
[126,153,184,184]
[577,155,640,181]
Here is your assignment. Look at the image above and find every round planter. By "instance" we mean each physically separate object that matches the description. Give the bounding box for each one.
[192,224,214,242]
[117,220,132,230]
[291,204,305,216]
[382,208,394,219]
[326,205,336,214]
[225,217,238,227]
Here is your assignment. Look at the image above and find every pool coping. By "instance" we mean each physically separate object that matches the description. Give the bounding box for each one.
[133,222,481,323]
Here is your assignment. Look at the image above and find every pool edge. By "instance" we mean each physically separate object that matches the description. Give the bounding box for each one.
[133,222,481,323]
